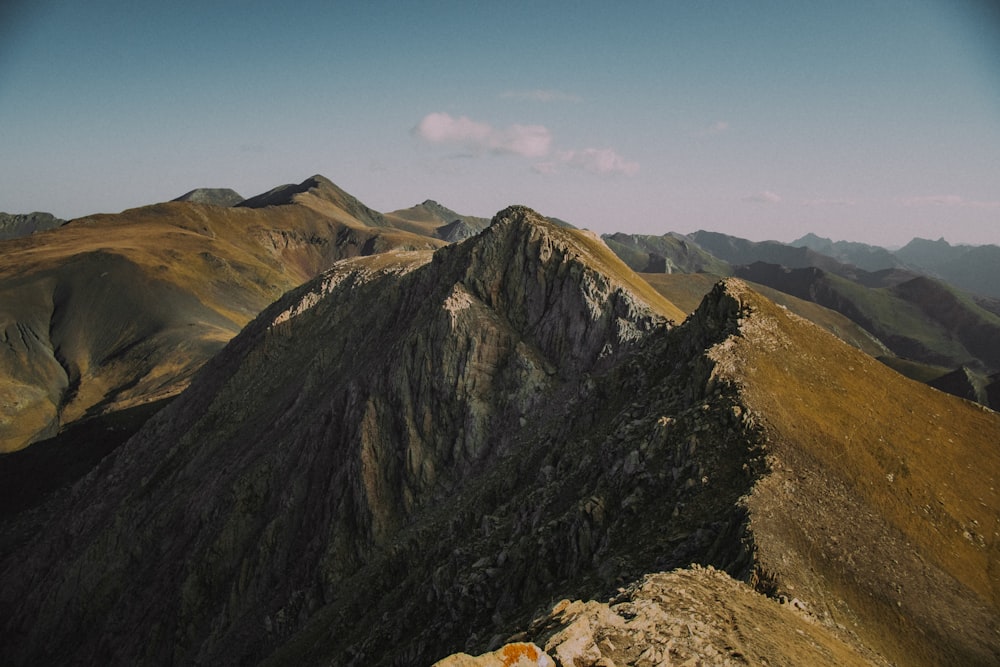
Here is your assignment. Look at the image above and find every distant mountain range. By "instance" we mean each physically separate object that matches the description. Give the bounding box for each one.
[0,177,997,666]
[603,229,1000,410]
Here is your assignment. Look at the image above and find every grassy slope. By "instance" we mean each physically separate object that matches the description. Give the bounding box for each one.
[641,272,890,359]
[713,280,1000,666]
[0,198,443,452]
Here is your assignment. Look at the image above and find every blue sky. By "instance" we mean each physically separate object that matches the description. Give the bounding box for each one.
[1,1,998,246]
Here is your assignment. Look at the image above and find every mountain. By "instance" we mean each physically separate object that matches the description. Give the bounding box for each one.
[1,208,996,667]
[0,175,443,453]
[894,238,1000,299]
[602,230,999,404]
[0,211,64,240]
[734,262,1000,374]
[386,199,491,241]
[601,232,730,274]
[387,200,573,243]
[791,233,904,272]
[689,230,864,279]
[171,188,244,206]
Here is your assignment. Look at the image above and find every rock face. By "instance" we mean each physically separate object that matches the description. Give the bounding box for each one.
[172,188,244,206]
[517,566,883,666]
[433,643,554,667]
[0,211,64,240]
[1,207,997,667]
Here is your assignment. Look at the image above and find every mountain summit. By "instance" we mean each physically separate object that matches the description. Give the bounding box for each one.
[1,207,997,666]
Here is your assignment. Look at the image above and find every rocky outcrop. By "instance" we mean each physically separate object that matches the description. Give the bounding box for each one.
[509,565,883,667]
[0,207,765,666]
[0,211,63,240]
[433,643,554,667]
[172,188,244,206]
[437,218,483,242]
[1,207,997,667]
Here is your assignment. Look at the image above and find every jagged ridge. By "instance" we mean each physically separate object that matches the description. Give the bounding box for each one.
[0,207,763,666]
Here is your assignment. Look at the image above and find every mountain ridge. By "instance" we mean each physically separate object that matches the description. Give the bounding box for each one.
[2,207,996,666]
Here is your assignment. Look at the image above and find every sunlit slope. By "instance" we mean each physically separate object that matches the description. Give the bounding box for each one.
[712,279,1000,666]
[0,176,442,452]
[641,272,890,359]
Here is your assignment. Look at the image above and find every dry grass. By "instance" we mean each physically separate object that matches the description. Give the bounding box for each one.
[712,279,1000,665]
[0,197,444,452]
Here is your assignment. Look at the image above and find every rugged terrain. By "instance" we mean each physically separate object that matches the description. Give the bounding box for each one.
[0,211,64,240]
[605,230,1000,407]
[1,208,996,666]
[0,175,443,452]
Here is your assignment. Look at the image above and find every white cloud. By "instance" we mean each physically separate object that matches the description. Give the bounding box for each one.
[900,194,1000,209]
[500,89,582,103]
[413,112,638,177]
[496,124,553,158]
[742,190,782,204]
[412,112,552,158]
[558,148,640,176]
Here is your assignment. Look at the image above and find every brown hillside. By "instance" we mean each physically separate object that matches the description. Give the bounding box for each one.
[0,177,443,452]
[711,280,1000,666]
[1,211,995,667]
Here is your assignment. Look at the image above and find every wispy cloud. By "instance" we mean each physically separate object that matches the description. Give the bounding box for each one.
[413,112,639,177]
[900,194,1000,209]
[557,148,640,176]
[500,89,582,103]
[412,112,552,158]
[742,190,782,204]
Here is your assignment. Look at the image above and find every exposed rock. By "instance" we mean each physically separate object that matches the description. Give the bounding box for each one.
[171,188,244,206]
[519,566,883,667]
[433,642,554,667]
[0,211,64,240]
[437,218,484,242]
[0,207,997,667]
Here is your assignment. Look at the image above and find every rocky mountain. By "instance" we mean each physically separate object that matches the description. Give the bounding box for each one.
[0,211,64,240]
[1,208,996,667]
[0,175,443,453]
[601,232,730,275]
[734,262,1000,374]
[172,188,244,206]
[385,200,490,240]
[791,232,904,272]
[689,230,865,279]
[599,230,1000,407]
[894,237,1000,299]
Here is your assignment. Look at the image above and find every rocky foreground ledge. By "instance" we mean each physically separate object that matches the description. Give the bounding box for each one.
[434,565,881,666]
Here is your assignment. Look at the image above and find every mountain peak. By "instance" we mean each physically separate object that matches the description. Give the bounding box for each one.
[237,175,391,227]
[171,188,243,206]
[236,174,336,208]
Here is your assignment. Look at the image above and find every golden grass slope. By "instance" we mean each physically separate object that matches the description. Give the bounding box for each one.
[710,279,1000,666]
[0,179,443,452]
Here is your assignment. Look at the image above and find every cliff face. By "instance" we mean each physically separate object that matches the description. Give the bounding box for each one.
[1,208,997,667]
[0,207,760,665]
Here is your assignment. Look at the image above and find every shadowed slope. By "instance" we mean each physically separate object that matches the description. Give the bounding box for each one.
[0,212,995,667]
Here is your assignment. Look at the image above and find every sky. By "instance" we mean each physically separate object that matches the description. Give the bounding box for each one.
[1,1,999,247]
